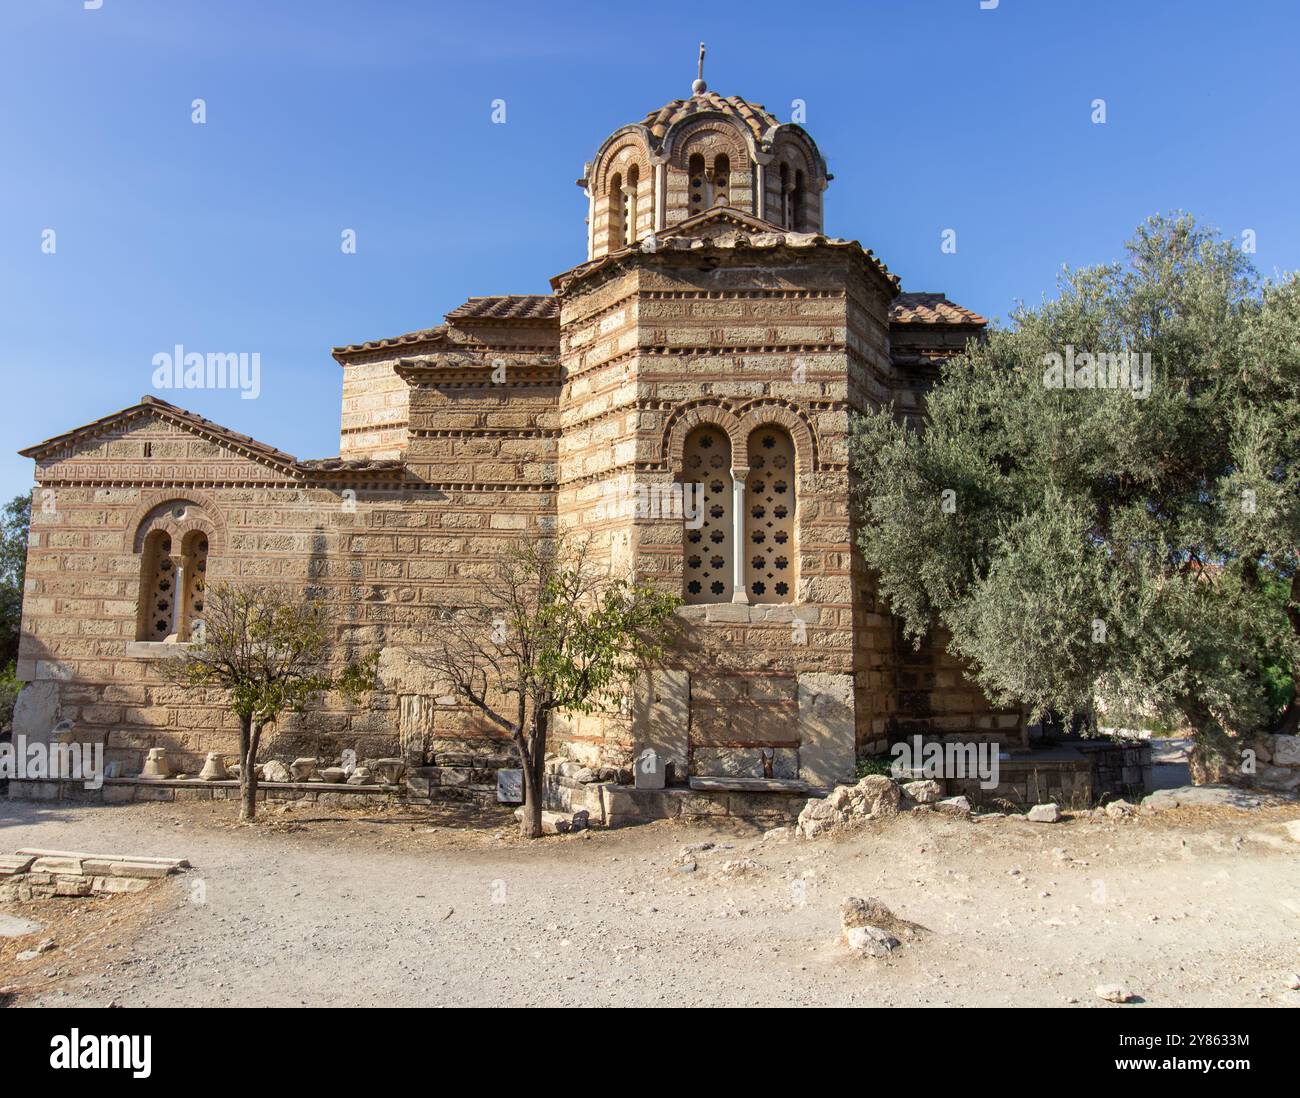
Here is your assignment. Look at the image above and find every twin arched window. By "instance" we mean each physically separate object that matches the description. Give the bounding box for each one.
[135,503,212,642]
[687,153,732,218]
[681,424,797,605]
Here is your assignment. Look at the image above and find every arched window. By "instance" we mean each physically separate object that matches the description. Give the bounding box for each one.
[609,171,624,250]
[181,530,209,639]
[779,163,790,227]
[791,170,806,232]
[744,426,797,603]
[681,426,733,604]
[712,154,730,207]
[134,500,216,642]
[623,164,639,245]
[688,153,707,217]
[139,530,176,641]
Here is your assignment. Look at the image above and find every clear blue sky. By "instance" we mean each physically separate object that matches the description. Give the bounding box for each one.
[2,0,1297,503]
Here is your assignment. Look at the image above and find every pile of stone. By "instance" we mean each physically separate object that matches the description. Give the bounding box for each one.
[0,848,187,902]
[796,774,970,838]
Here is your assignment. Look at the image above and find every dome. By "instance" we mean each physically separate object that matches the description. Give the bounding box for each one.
[582,81,828,261]
[639,92,780,152]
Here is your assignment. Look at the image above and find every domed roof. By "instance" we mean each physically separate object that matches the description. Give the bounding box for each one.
[639,91,780,149]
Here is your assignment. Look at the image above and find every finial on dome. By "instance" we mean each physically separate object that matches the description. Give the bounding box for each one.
[692,41,707,95]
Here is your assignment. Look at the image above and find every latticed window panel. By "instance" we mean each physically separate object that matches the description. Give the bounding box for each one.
[143,533,175,641]
[681,426,733,604]
[744,426,797,603]
[183,533,208,640]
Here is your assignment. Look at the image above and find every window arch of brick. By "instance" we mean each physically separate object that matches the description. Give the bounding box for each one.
[743,425,798,603]
[132,499,217,642]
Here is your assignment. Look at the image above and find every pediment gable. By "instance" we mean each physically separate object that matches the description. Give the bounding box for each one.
[19,396,301,483]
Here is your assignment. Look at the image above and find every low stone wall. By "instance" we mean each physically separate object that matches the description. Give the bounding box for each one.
[947,742,1151,809]
[540,758,805,827]
[6,777,403,808]
[1076,741,1153,802]
[0,851,177,902]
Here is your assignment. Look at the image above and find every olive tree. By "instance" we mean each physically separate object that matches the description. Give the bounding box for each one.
[850,214,1298,759]
[167,582,378,820]
[418,538,680,838]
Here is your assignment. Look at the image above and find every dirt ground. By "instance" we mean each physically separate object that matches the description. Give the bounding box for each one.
[2,794,1298,1008]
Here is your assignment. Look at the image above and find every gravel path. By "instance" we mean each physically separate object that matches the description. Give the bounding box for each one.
[3,796,1299,1007]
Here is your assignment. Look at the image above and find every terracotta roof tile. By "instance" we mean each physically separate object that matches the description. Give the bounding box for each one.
[18,395,299,466]
[891,293,987,326]
[444,295,559,322]
[640,92,779,147]
[331,325,448,358]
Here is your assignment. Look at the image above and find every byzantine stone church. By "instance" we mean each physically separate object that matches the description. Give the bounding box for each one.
[15,71,1020,795]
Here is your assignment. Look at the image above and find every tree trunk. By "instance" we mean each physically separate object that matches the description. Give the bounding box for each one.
[517,709,549,840]
[239,718,262,821]
[237,714,254,820]
[1278,571,1300,735]
[517,728,542,840]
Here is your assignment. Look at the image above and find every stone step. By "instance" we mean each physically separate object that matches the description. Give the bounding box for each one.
[0,855,37,877]
[688,777,809,794]
[15,847,190,870]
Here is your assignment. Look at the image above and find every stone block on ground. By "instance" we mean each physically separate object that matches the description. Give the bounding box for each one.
[902,779,943,804]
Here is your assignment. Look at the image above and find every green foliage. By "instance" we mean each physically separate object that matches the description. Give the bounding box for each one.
[166,582,378,729]
[0,494,31,670]
[850,214,1300,750]
[854,753,895,781]
[0,661,21,729]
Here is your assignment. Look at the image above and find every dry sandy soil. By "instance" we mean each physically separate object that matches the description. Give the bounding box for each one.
[2,793,1298,1008]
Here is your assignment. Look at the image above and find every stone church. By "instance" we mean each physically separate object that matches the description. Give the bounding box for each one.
[14,71,1022,800]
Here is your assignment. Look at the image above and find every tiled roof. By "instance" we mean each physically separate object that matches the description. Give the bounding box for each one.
[444,295,559,322]
[294,457,406,475]
[891,293,987,326]
[551,208,899,295]
[18,395,299,466]
[640,92,779,146]
[19,396,408,481]
[332,325,448,358]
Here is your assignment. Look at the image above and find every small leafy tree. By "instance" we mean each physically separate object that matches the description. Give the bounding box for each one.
[167,583,378,820]
[0,493,32,673]
[418,538,680,838]
[850,214,1299,758]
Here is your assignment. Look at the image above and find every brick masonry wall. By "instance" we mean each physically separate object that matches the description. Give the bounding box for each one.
[15,242,1017,792]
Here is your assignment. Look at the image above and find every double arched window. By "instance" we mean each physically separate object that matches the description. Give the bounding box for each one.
[134,501,213,642]
[680,423,798,605]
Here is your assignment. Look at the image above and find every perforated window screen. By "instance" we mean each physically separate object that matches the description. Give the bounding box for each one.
[681,426,733,604]
[744,426,797,603]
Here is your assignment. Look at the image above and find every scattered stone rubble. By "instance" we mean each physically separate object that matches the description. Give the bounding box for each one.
[794,761,1300,840]
[512,807,590,835]
[0,848,187,902]
[135,748,406,788]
